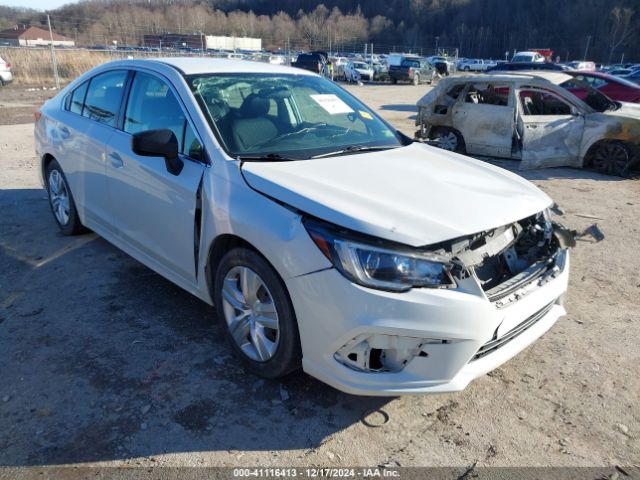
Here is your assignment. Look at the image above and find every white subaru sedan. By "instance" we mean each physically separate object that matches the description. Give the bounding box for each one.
[35,58,570,395]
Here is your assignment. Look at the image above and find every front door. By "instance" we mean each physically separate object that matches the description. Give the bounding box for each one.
[106,70,206,283]
[518,88,585,169]
[451,82,515,157]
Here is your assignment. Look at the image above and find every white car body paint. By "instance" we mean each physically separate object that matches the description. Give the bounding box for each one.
[36,58,570,395]
[242,142,552,247]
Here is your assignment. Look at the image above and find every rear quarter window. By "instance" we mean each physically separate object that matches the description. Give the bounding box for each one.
[69,81,89,115]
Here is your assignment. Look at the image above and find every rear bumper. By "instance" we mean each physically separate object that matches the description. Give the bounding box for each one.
[287,249,569,396]
[0,71,13,83]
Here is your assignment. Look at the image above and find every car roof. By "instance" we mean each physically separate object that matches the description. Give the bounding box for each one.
[451,71,573,85]
[106,57,316,76]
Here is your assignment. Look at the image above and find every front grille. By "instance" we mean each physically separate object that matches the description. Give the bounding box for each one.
[470,301,555,362]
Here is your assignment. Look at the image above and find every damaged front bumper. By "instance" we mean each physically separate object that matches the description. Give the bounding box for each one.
[287,245,569,396]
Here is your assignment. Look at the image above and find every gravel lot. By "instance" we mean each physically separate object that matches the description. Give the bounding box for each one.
[0,81,639,471]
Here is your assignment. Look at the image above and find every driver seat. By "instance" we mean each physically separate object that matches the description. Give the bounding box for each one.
[232,94,278,151]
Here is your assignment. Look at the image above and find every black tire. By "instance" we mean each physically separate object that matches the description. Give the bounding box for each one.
[45,159,86,235]
[430,127,465,153]
[413,74,420,86]
[392,77,398,84]
[591,141,633,177]
[213,247,302,379]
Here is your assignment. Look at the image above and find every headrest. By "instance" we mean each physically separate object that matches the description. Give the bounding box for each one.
[239,94,270,118]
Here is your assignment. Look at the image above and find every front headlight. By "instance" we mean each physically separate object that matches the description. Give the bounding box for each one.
[304,218,456,292]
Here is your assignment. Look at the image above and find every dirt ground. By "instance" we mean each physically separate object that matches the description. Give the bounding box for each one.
[0,81,639,472]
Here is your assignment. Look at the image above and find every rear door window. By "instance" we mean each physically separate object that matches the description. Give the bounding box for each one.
[466,84,511,106]
[82,70,127,127]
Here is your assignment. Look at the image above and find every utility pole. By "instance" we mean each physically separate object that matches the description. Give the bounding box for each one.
[435,36,440,55]
[47,15,60,89]
[583,35,592,61]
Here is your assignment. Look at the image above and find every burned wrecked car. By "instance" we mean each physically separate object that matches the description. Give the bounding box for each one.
[416,72,640,176]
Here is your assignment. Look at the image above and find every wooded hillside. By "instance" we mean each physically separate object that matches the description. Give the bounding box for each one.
[1,0,639,62]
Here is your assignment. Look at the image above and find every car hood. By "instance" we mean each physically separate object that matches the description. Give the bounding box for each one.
[241,143,552,247]
[607,101,640,119]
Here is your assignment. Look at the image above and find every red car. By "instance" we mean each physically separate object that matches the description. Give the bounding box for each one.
[568,71,640,103]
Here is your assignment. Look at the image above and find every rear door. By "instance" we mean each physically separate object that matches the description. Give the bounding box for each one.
[517,88,584,169]
[106,70,206,283]
[57,70,129,231]
[451,82,515,157]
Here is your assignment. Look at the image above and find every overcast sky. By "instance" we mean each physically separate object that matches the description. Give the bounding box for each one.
[1,0,76,10]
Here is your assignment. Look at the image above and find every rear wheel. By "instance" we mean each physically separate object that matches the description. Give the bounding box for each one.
[430,127,465,153]
[45,159,85,235]
[413,74,420,86]
[214,247,302,379]
[591,141,633,177]
[392,77,398,84]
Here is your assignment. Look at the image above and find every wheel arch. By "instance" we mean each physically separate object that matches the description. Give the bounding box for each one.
[41,152,57,187]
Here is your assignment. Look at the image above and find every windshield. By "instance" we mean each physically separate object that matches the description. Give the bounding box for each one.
[187,73,406,160]
[353,62,368,69]
[560,79,618,112]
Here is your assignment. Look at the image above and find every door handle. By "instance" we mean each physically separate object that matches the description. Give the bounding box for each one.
[108,152,124,168]
[59,126,70,139]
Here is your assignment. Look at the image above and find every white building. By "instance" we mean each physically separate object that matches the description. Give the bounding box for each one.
[205,36,262,51]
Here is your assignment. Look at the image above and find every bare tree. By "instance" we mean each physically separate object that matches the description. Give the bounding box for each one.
[608,6,635,63]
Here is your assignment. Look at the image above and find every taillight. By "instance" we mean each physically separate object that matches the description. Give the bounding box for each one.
[6,63,10,69]
[408,67,413,75]
[34,111,42,122]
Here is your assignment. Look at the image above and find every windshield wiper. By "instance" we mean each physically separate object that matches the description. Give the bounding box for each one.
[237,153,301,162]
[311,145,401,159]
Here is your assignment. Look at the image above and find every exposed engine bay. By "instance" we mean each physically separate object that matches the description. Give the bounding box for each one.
[449,210,562,303]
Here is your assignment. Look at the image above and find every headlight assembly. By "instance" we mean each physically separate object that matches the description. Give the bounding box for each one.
[304,218,456,292]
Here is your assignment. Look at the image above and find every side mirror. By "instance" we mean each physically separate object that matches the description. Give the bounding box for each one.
[132,129,183,176]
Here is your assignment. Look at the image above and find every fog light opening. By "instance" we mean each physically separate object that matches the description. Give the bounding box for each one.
[334,334,443,373]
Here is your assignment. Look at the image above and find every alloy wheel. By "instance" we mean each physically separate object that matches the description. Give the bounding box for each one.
[221,266,280,362]
[593,142,631,176]
[434,130,459,151]
[48,169,70,226]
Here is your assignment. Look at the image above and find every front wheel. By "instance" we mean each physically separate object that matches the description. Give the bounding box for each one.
[214,247,302,379]
[46,159,85,235]
[591,141,633,177]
